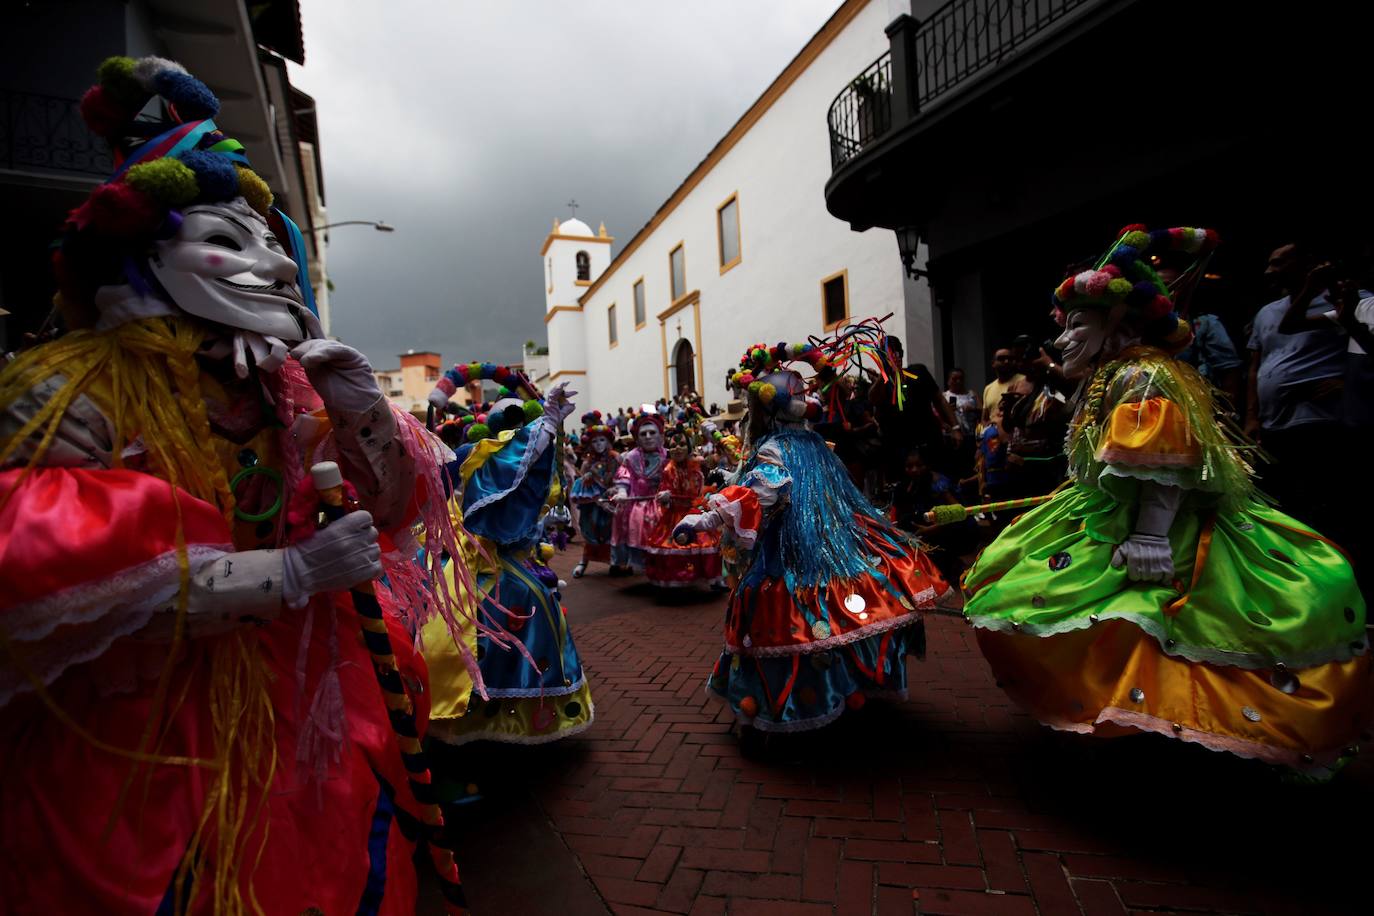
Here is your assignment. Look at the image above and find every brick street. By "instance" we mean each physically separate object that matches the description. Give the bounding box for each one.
[436,550,1372,916]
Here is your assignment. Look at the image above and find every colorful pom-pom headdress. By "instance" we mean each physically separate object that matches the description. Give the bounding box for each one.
[431,362,543,442]
[1052,224,1219,349]
[630,412,664,438]
[56,56,317,323]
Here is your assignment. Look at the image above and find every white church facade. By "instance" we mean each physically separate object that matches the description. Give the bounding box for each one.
[540,0,933,413]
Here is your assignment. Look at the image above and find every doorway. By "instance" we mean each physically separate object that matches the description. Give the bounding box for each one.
[672,339,695,396]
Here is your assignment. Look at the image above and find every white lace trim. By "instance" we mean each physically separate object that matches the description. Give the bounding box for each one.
[479,673,586,700]
[725,585,942,658]
[4,544,230,643]
[965,610,1367,670]
[464,419,556,518]
[427,699,595,747]
[0,545,231,708]
[1038,705,1342,774]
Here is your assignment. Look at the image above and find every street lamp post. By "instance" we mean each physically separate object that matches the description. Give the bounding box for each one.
[316,220,395,233]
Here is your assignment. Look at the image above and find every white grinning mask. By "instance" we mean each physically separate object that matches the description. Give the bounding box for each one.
[591,437,609,454]
[148,197,321,344]
[637,425,661,451]
[1055,308,1110,380]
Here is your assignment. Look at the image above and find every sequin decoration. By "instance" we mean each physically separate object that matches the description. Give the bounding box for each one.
[1048,551,1072,571]
[1129,687,1144,703]
[899,595,914,610]
[563,701,582,718]
[743,635,752,648]
[811,620,832,640]
[844,594,867,615]
[1242,706,1262,722]
[1270,665,1300,694]
[1031,595,1046,608]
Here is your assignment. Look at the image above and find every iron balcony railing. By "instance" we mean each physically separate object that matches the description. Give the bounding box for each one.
[829,0,1097,169]
[0,88,115,177]
[827,53,893,172]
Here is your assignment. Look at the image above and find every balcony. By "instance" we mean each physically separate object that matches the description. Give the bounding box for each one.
[825,0,1117,229]
[0,89,115,180]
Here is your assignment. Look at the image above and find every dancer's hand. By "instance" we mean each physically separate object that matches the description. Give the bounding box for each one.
[544,382,577,424]
[291,340,382,412]
[1111,533,1173,583]
[283,511,382,606]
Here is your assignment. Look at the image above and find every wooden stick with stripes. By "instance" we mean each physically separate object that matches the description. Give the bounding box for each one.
[922,493,1055,527]
[311,461,469,915]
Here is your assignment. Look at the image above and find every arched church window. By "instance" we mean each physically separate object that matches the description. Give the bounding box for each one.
[576,251,591,281]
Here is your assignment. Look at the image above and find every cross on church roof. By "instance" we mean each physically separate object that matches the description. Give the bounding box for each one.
[566,199,579,217]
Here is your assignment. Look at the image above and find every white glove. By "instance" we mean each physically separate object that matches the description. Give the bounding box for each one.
[544,381,577,424]
[673,510,722,543]
[282,510,382,607]
[290,340,383,413]
[700,420,718,436]
[1111,534,1173,583]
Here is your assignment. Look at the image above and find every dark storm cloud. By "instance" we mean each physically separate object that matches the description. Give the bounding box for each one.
[288,0,841,371]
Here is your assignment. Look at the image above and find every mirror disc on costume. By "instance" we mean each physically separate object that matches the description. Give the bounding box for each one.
[811,620,832,640]
[1048,551,1072,571]
[844,594,867,615]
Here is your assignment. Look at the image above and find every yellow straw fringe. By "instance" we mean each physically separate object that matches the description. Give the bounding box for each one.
[0,317,277,914]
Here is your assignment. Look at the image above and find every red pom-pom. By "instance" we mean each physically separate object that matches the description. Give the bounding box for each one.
[738,696,758,717]
[1118,223,1148,235]
[1147,294,1172,319]
[80,181,162,237]
[845,691,866,711]
[1203,228,1220,249]
[79,85,128,137]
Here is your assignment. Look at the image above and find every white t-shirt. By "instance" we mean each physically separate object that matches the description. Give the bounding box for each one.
[1321,295,1374,355]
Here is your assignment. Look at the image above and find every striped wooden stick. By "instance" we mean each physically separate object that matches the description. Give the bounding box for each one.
[923,493,1055,527]
[312,462,468,915]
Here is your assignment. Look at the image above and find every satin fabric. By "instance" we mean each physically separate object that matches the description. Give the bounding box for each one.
[1098,396,1200,466]
[977,623,1373,770]
[612,447,665,555]
[424,422,594,746]
[644,459,722,587]
[708,428,947,732]
[1,412,428,911]
[964,485,1366,667]
[0,468,230,610]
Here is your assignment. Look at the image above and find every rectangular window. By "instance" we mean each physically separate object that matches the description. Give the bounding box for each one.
[669,243,686,302]
[633,278,646,328]
[821,269,849,329]
[425,368,439,382]
[717,193,741,273]
[608,302,618,347]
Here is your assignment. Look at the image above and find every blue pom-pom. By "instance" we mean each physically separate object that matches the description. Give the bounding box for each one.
[1125,281,1156,305]
[152,70,219,120]
[1110,244,1138,266]
[177,149,238,202]
[772,391,791,413]
[479,362,499,378]
[1148,229,1171,250]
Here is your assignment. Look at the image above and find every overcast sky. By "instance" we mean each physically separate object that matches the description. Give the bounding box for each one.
[288,0,843,372]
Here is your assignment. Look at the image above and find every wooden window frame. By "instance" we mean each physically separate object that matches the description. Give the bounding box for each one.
[668,241,687,304]
[633,276,647,330]
[716,192,741,274]
[820,268,850,331]
[608,302,618,348]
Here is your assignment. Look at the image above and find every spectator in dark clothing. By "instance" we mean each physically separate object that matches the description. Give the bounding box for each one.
[1246,244,1353,536]
[893,448,978,584]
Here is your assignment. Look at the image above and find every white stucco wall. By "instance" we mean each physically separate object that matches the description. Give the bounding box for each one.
[548,0,931,415]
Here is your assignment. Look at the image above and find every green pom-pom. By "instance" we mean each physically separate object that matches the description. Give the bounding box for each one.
[126,158,199,207]
[1106,278,1132,296]
[98,57,146,108]
[1122,230,1150,250]
[747,380,763,394]
[468,362,483,376]
[466,423,491,442]
[522,399,543,422]
[789,342,805,355]
[498,386,512,398]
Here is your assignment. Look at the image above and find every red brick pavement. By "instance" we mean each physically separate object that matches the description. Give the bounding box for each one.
[451,551,1373,916]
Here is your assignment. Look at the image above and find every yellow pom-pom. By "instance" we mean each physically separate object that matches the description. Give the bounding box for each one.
[235,166,273,215]
[538,543,555,561]
[757,382,776,405]
[126,157,199,206]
